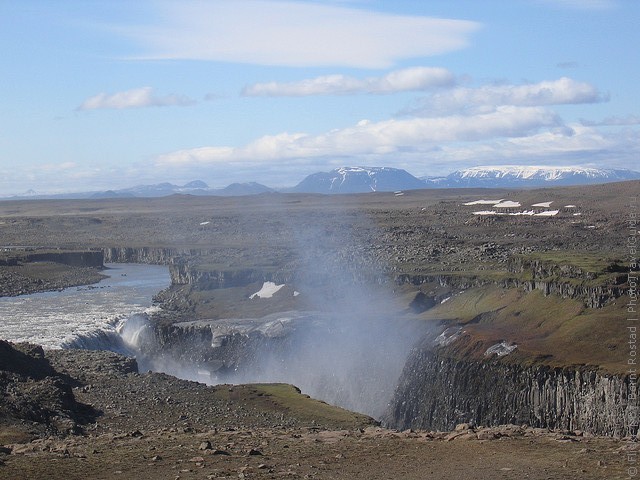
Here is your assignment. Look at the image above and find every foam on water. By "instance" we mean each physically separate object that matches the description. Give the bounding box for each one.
[0,263,170,349]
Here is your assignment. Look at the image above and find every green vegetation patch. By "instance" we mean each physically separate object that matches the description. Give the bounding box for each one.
[518,251,624,275]
[214,383,375,429]
[422,285,632,374]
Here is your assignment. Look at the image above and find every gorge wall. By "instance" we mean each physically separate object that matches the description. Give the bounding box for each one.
[103,247,181,265]
[103,246,624,308]
[384,347,635,437]
[103,246,630,435]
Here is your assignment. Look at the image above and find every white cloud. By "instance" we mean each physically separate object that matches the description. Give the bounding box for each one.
[155,106,559,166]
[78,87,195,110]
[120,1,480,68]
[406,77,605,115]
[242,67,455,97]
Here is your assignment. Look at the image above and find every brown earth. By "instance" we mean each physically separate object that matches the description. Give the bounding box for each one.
[0,261,105,297]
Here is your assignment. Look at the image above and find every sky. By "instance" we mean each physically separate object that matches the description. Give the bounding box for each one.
[1,0,639,194]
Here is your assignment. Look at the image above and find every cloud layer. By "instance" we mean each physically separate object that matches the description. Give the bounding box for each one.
[121,1,480,68]
[242,67,455,97]
[78,87,195,110]
[149,73,640,180]
[156,106,560,166]
[156,76,608,169]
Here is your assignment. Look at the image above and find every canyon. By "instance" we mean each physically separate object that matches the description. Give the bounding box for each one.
[0,181,637,440]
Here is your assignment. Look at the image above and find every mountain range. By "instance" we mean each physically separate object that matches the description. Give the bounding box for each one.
[6,165,640,199]
[426,165,640,188]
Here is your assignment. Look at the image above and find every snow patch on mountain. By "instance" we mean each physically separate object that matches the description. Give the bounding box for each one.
[432,165,640,187]
[290,166,426,194]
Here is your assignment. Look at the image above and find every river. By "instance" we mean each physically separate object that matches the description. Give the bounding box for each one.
[0,263,170,349]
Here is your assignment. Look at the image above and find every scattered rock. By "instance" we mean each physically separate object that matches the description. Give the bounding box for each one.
[212,449,231,456]
[455,423,472,431]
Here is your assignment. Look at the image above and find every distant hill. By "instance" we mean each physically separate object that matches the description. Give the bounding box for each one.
[289,167,427,194]
[117,181,212,197]
[90,190,136,199]
[424,166,640,188]
[217,182,274,196]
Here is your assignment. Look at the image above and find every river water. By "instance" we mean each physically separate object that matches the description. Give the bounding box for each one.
[0,263,170,349]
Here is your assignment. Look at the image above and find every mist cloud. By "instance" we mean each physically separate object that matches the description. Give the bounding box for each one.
[242,67,455,97]
[405,77,606,116]
[78,87,196,111]
[580,114,640,126]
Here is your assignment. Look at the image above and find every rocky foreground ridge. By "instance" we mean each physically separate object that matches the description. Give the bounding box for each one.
[0,340,631,479]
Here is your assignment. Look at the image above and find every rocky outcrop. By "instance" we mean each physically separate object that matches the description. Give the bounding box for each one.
[127,312,315,376]
[515,278,623,308]
[0,341,99,434]
[384,347,635,437]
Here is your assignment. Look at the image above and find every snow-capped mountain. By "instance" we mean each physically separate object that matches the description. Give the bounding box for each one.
[425,166,640,188]
[290,166,427,194]
[6,165,639,201]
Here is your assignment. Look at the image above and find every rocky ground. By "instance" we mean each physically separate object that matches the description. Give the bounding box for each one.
[0,261,104,297]
[0,341,630,479]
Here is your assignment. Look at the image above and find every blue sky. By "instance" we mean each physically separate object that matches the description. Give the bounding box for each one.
[1,0,638,194]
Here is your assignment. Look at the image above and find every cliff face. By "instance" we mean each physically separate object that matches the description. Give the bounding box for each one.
[103,247,180,265]
[384,347,635,437]
[394,272,623,308]
[168,263,291,288]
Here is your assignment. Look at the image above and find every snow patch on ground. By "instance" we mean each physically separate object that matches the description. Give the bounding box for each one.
[434,327,463,347]
[199,221,210,225]
[249,281,285,299]
[494,200,521,208]
[534,210,559,217]
[531,201,553,208]
[463,199,504,206]
[485,341,517,357]
[473,210,500,215]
